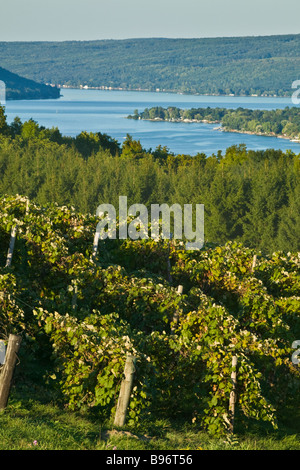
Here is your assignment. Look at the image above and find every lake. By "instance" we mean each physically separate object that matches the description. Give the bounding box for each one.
[5,88,300,156]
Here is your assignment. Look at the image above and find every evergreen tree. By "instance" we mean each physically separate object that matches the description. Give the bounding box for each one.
[276,172,300,251]
[0,105,9,136]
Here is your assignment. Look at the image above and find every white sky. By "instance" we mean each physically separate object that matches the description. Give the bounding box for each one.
[0,0,299,41]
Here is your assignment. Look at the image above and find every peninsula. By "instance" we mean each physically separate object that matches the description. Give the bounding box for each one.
[128,106,300,142]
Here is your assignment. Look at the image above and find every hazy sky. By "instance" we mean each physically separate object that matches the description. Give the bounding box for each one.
[1,0,299,41]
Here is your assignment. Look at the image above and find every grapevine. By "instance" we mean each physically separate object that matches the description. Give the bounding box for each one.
[0,194,299,435]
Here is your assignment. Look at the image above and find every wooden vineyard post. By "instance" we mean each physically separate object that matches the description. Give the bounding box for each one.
[72,283,78,311]
[25,197,30,236]
[0,334,22,409]
[166,233,173,284]
[114,354,137,427]
[177,284,183,296]
[0,341,6,366]
[25,198,29,216]
[251,254,257,273]
[5,226,18,268]
[91,230,100,261]
[171,285,183,331]
[229,355,238,433]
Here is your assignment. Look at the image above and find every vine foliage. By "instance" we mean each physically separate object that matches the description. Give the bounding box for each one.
[0,194,299,435]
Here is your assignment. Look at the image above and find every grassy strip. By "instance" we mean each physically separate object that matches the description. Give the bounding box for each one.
[0,384,299,450]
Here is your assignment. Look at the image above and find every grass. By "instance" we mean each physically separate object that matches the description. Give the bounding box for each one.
[0,356,299,451]
[0,384,300,450]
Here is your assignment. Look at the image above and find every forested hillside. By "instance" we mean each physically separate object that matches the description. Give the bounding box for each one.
[0,35,299,96]
[0,105,299,253]
[0,66,60,100]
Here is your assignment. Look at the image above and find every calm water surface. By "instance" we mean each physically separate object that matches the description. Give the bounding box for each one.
[5,88,300,156]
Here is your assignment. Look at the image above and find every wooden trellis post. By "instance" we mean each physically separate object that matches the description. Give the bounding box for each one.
[25,197,29,216]
[251,254,257,273]
[229,355,238,433]
[114,354,137,427]
[171,285,183,330]
[0,334,22,409]
[177,285,183,295]
[166,233,173,284]
[5,226,18,268]
[25,198,30,235]
[0,341,6,366]
[91,230,100,261]
[72,283,78,311]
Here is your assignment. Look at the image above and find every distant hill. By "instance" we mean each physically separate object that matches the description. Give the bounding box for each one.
[0,35,299,97]
[0,66,60,100]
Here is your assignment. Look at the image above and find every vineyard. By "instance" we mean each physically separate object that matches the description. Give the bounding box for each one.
[0,194,300,437]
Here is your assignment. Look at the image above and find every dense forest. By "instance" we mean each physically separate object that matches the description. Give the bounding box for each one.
[0,66,60,100]
[0,105,299,253]
[129,106,300,141]
[0,35,299,96]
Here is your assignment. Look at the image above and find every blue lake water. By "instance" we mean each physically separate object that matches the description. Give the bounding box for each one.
[5,88,300,156]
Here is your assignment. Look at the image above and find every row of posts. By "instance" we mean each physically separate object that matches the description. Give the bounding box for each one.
[0,204,239,432]
[0,299,238,434]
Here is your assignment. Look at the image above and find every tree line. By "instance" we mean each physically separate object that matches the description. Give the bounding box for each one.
[129,106,300,140]
[0,106,299,253]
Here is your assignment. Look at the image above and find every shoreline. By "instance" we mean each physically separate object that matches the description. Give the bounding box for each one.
[221,127,300,143]
[129,116,300,144]
[57,85,290,100]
